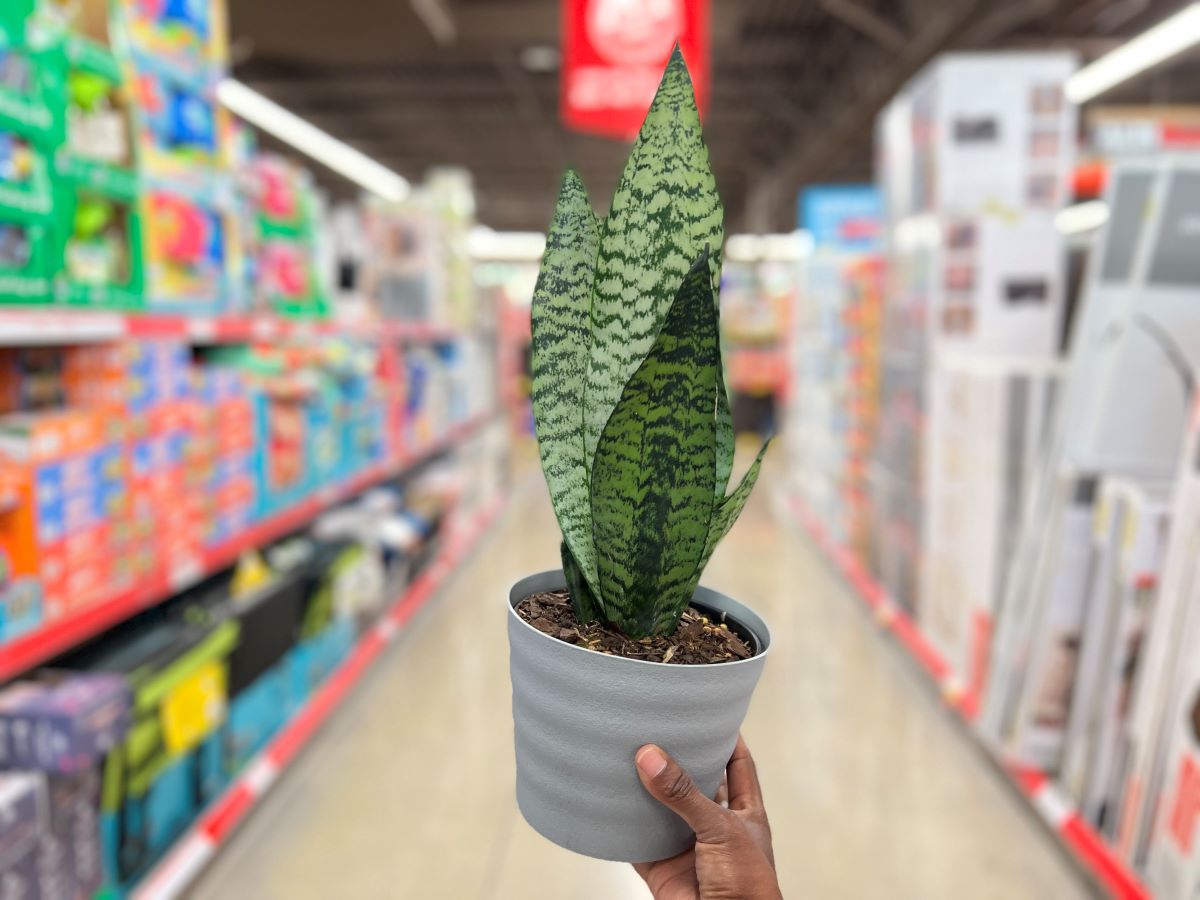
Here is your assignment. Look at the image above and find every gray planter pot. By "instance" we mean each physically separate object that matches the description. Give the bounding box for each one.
[507,569,771,863]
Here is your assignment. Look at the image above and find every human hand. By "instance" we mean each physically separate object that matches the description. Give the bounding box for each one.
[633,736,781,900]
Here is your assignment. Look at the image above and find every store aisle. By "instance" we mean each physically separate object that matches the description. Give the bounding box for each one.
[189,460,1089,900]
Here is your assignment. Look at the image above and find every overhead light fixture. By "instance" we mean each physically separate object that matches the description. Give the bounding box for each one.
[520,45,560,73]
[468,227,547,261]
[725,231,814,262]
[216,79,410,203]
[1055,200,1110,234]
[1066,2,1200,104]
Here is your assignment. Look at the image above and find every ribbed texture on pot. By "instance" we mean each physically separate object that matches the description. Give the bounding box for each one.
[507,570,770,862]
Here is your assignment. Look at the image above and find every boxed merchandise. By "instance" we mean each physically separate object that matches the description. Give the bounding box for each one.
[54,181,145,309]
[142,188,236,311]
[34,765,106,900]
[0,10,66,153]
[1007,472,1100,768]
[1117,397,1200,870]
[0,671,131,774]
[0,772,41,877]
[113,0,228,86]
[63,614,239,887]
[241,153,329,318]
[920,356,1060,707]
[1149,628,1200,898]
[980,158,1200,753]
[54,34,145,310]
[59,34,135,185]
[1059,479,1170,829]
[873,52,1076,613]
[0,407,127,622]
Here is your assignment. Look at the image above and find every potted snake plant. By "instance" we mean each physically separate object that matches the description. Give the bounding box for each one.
[506,47,771,863]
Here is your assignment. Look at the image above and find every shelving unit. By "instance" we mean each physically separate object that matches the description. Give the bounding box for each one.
[130,493,507,900]
[0,309,464,346]
[0,412,493,682]
[786,493,1150,900]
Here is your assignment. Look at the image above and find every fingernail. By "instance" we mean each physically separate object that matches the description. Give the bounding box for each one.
[636,746,668,778]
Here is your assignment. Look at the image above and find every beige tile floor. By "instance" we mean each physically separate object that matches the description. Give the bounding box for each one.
[189,462,1091,900]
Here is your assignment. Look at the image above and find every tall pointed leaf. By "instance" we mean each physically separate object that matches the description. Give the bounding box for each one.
[590,252,719,638]
[531,170,603,599]
[583,46,725,469]
[684,440,771,600]
[715,353,734,499]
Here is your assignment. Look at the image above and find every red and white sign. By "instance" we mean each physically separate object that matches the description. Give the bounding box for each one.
[562,0,710,141]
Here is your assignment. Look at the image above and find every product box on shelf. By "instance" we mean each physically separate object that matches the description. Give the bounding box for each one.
[1004,471,1100,769]
[134,72,221,171]
[111,0,228,89]
[0,132,58,304]
[57,32,136,191]
[0,671,131,774]
[242,153,329,319]
[62,614,239,888]
[53,31,145,310]
[363,198,446,325]
[1149,612,1200,898]
[920,356,1060,705]
[0,407,126,622]
[141,187,237,312]
[53,173,145,310]
[0,772,41,877]
[1059,479,1171,831]
[35,764,106,900]
[0,9,66,153]
[1118,398,1200,872]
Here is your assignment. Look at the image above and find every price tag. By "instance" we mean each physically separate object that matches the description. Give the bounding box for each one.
[161,661,227,756]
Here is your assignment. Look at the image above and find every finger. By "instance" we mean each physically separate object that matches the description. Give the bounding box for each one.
[716,773,729,808]
[635,744,732,842]
[726,734,764,811]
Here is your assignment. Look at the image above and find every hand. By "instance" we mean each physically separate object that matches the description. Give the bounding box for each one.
[633,736,781,900]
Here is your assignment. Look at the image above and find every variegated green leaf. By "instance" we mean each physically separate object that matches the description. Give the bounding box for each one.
[590,252,719,638]
[561,541,601,623]
[583,45,725,470]
[715,350,734,499]
[684,439,771,601]
[531,170,603,598]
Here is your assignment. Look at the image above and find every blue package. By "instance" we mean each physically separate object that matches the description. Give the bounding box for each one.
[36,505,65,544]
[35,464,62,508]
[164,0,209,36]
[167,90,215,152]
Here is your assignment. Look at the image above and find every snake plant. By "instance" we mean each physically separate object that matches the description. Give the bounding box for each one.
[531,48,769,639]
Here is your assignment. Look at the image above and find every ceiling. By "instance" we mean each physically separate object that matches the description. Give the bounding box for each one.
[229,0,1194,232]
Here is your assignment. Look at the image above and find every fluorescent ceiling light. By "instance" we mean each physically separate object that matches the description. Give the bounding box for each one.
[1055,200,1110,234]
[468,227,547,261]
[1066,2,1200,104]
[216,79,410,203]
[725,231,813,262]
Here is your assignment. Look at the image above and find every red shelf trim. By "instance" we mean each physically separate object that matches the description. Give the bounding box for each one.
[788,494,1152,900]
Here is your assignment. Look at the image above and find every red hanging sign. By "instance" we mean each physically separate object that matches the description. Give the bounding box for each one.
[562,0,710,141]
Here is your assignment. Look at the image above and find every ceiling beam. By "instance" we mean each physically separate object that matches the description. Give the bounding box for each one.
[818,0,907,50]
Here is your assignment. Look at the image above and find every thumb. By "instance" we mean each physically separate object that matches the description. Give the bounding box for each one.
[635,744,732,843]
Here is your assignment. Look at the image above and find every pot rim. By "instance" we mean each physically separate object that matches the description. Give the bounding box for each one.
[508,569,771,670]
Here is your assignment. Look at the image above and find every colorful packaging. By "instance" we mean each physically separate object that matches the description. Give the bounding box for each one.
[0,672,131,773]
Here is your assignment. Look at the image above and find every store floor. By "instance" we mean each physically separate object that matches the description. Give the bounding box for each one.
[190,455,1090,900]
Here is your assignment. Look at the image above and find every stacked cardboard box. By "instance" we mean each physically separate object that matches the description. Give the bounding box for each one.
[0,408,126,634]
